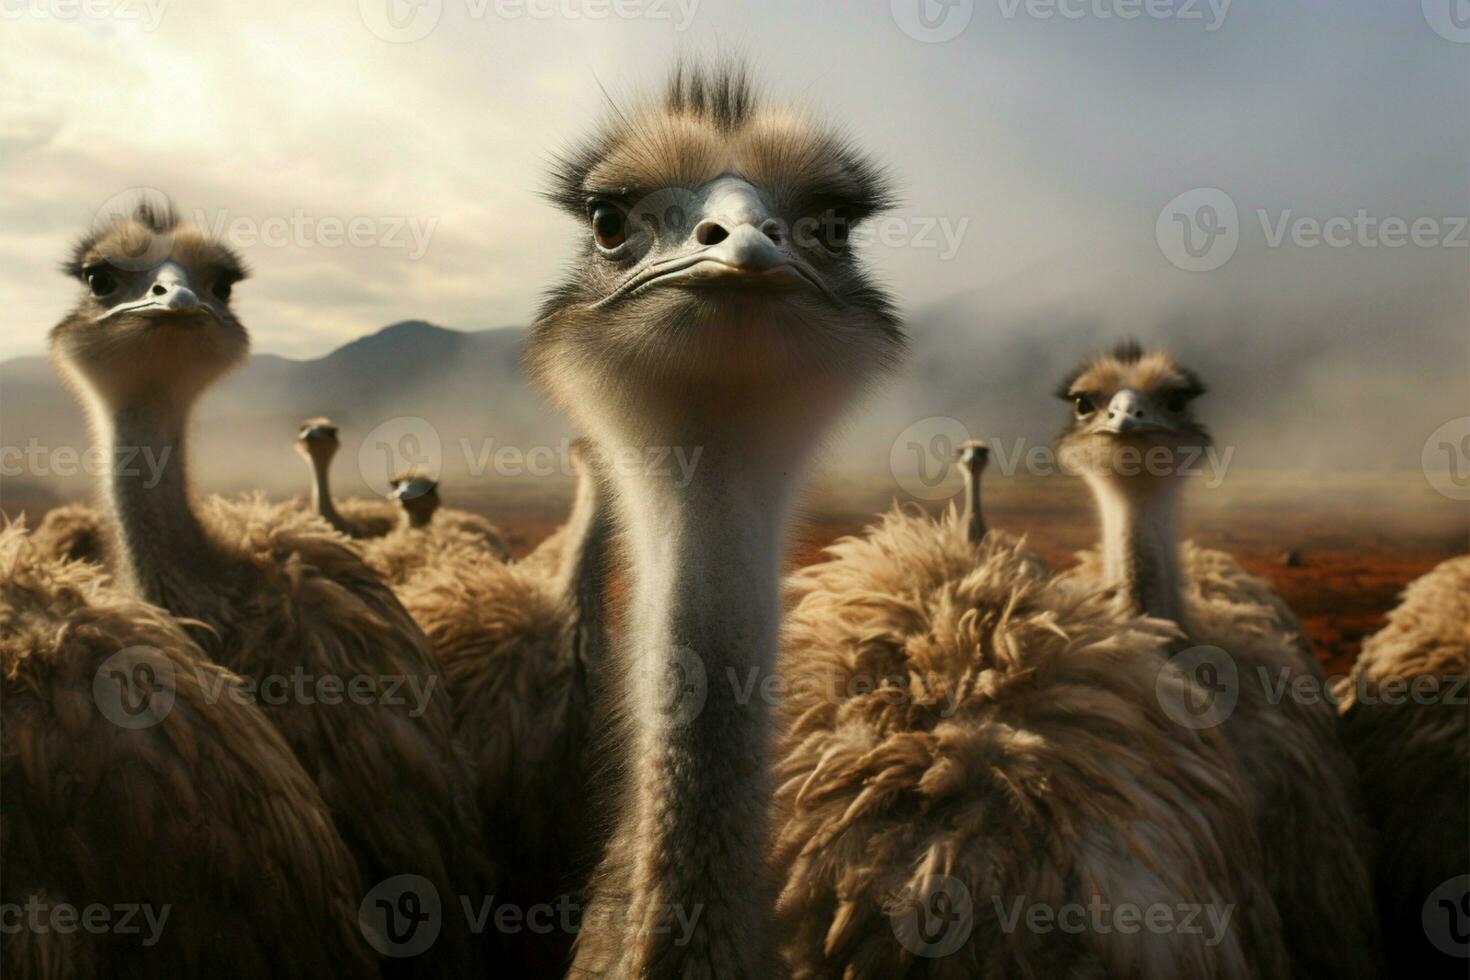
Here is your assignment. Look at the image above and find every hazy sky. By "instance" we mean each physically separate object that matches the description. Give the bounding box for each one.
[0,0,1465,363]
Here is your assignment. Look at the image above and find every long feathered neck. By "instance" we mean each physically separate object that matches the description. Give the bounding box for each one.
[962,465,986,544]
[604,431,797,976]
[94,394,222,611]
[1089,473,1185,623]
[555,463,612,661]
[306,449,348,533]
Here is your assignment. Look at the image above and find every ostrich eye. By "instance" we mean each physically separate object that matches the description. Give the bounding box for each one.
[817,209,852,251]
[1166,394,1186,413]
[213,277,234,302]
[87,269,117,298]
[590,204,627,250]
[1074,395,1095,416]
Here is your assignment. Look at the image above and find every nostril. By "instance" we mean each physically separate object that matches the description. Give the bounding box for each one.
[1133,409,1144,418]
[151,284,167,296]
[695,221,729,246]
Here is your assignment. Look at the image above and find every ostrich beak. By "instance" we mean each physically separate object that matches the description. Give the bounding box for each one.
[1097,389,1168,435]
[98,261,210,321]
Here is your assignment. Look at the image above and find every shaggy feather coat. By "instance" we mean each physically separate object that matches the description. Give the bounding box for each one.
[1338,555,1470,974]
[772,509,1289,979]
[395,470,612,975]
[30,503,109,567]
[140,495,487,976]
[0,525,375,979]
[1063,545,1382,978]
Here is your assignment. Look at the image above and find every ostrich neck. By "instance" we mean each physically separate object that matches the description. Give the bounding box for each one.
[307,453,347,531]
[610,439,792,974]
[555,467,612,662]
[100,399,221,612]
[962,468,986,543]
[1092,476,1185,623]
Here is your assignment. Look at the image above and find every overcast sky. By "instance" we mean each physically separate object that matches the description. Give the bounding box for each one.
[0,0,1464,364]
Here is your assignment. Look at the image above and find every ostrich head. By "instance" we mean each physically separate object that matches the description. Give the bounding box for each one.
[527,61,903,444]
[1056,341,1210,489]
[295,417,341,467]
[956,438,989,475]
[389,471,440,527]
[50,199,248,411]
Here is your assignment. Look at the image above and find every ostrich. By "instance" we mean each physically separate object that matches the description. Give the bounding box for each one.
[30,502,109,565]
[955,438,988,543]
[358,471,510,588]
[396,437,615,974]
[47,201,485,976]
[1054,341,1381,977]
[0,524,375,978]
[772,508,1291,973]
[1337,555,1469,974]
[524,61,906,976]
[294,418,397,538]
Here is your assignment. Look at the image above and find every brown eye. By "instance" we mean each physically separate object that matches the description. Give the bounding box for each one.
[213,277,234,302]
[1074,395,1095,416]
[1166,394,1186,413]
[87,269,116,298]
[590,204,627,250]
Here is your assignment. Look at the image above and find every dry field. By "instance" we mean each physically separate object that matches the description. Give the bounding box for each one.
[7,472,1464,677]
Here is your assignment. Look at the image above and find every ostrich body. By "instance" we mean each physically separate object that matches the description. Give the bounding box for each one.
[48,203,485,976]
[396,439,614,974]
[527,63,903,977]
[0,524,375,978]
[360,471,510,588]
[955,438,989,543]
[1337,555,1469,975]
[30,502,110,566]
[772,506,1289,977]
[1056,342,1381,978]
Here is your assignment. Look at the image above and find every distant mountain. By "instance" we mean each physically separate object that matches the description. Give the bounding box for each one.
[3,303,1460,508]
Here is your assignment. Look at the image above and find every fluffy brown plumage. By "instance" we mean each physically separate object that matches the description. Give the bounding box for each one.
[0,523,375,979]
[772,509,1289,978]
[30,503,110,566]
[1056,343,1381,977]
[395,445,613,975]
[1338,555,1470,975]
[47,201,487,976]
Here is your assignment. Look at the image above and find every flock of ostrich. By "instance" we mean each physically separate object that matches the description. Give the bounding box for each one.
[2,62,1468,980]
